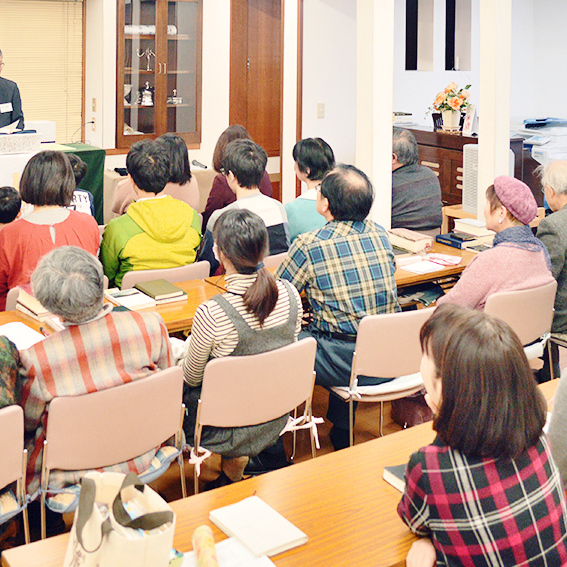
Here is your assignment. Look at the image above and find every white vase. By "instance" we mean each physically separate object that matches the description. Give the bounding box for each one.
[441,109,461,131]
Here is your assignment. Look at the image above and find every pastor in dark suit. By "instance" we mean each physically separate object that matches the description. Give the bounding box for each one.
[0,50,24,130]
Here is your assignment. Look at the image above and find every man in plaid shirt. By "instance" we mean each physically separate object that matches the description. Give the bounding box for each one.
[276,164,399,450]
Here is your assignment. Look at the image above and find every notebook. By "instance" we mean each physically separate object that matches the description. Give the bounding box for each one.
[105,288,156,310]
[209,496,308,557]
[382,463,407,493]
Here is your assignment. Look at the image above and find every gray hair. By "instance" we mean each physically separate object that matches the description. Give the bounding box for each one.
[31,246,104,324]
[537,161,567,196]
[393,128,419,166]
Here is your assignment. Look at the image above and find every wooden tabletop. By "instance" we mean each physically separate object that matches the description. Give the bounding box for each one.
[136,279,221,333]
[2,381,557,567]
[0,310,45,335]
[206,242,476,292]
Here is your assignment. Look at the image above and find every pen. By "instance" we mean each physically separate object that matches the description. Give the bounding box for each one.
[39,327,49,337]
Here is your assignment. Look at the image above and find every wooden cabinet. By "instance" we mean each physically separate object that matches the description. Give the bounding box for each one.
[408,128,525,206]
[116,0,202,149]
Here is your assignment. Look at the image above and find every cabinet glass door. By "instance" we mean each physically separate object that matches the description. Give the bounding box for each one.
[123,0,158,137]
[165,0,200,137]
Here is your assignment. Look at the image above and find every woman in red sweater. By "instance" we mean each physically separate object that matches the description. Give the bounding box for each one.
[0,151,99,310]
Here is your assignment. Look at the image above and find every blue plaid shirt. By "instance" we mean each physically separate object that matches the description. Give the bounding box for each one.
[276,220,399,335]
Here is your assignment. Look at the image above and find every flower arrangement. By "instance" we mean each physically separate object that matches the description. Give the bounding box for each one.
[431,82,471,113]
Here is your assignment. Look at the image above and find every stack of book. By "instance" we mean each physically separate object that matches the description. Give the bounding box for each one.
[133,279,188,305]
[388,228,434,254]
[436,219,494,252]
[16,290,64,330]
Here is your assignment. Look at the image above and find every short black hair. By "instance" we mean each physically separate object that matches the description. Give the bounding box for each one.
[20,151,75,207]
[126,140,171,194]
[66,154,88,187]
[292,138,335,181]
[320,164,374,221]
[156,133,192,185]
[0,186,21,224]
[221,139,267,189]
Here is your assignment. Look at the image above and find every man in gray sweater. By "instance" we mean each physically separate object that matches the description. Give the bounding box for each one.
[391,128,442,231]
[537,160,567,380]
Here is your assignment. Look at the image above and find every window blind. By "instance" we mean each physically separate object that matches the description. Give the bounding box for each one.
[0,0,83,143]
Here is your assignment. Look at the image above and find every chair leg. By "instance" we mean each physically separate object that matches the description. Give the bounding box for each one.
[348,398,354,447]
[549,340,556,380]
[290,408,298,462]
[379,401,384,437]
[22,505,30,544]
[194,467,199,495]
[178,453,187,499]
[40,492,46,540]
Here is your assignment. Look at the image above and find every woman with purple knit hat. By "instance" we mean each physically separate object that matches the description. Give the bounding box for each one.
[437,176,554,310]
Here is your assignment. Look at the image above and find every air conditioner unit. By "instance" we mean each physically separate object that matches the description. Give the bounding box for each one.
[462,144,515,214]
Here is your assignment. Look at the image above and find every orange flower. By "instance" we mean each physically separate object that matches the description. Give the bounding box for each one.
[461,90,470,99]
[448,96,462,110]
[444,82,458,93]
[433,92,446,108]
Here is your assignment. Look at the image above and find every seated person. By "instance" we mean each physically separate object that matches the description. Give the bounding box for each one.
[20,246,172,498]
[537,160,567,379]
[391,128,442,231]
[111,133,200,215]
[276,164,399,451]
[0,151,99,310]
[437,176,553,310]
[66,154,95,217]
[199,139,289,276]
[0,186,21,229]
[201,125,273,230]
[399,304,567,567]
[101,139,202,288]
[183,209,302,489]
[285,138,335,241]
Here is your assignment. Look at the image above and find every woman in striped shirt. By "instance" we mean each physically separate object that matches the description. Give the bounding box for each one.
[183,209,302,489]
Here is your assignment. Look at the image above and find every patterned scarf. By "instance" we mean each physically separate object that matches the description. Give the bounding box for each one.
[493,225,551,270]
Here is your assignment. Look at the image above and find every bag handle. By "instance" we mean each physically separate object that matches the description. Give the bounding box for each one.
[74,477,112,553]
[112,472,174,531]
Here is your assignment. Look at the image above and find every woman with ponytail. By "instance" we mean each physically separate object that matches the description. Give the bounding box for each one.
[182,209,303,489]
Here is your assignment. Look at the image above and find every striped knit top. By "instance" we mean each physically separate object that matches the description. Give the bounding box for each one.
[183,273,303,386]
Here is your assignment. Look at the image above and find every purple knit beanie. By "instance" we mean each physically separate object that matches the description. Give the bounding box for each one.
[493,176,537,225]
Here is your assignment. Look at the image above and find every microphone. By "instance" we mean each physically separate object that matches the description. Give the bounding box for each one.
[191,159,207,169]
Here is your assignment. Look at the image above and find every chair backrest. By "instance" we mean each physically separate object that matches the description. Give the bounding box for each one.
[5,288,20,311]
[44,366,184,471]
[484,280,557,345]
[264,252,288,269]
[198,338,317,428]
[120,261,211,289]
[0,405,24,490]
[353,307,435,380]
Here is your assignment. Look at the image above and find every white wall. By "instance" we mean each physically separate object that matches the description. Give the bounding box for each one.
[302,0,357,165]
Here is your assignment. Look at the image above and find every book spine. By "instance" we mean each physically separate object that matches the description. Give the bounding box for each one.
[435,235,463,249]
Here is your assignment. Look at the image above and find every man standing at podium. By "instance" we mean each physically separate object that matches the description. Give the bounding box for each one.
[0,49,24,130]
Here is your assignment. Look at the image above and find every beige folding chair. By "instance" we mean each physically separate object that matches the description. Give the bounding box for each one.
[5,288,19,311]
[331,307,435,447]
[191,338,319,494]
[120,261,211,289]
[0,405,30,544]
[264,252,288,269]
[484,280,557,363]
[40,366,186,539]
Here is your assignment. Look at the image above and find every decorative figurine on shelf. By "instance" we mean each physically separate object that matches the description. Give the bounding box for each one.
[124,84,132,106]
[139,82,154,106]
[171,89,183,105]
[136,47,156,72]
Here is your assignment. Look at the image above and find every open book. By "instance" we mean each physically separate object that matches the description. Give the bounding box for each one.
[0,120,21,134]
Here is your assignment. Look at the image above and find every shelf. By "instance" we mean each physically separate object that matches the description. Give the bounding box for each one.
[125,34,156,40]
[125,34,192,40]
[124,69,195,75]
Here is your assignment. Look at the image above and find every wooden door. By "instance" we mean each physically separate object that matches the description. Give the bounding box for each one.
[230,0,282,159]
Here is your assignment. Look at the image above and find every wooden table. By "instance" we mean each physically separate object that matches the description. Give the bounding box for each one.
[3,381,557,567]
[207,243,476,292]
[0,310,45,334]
